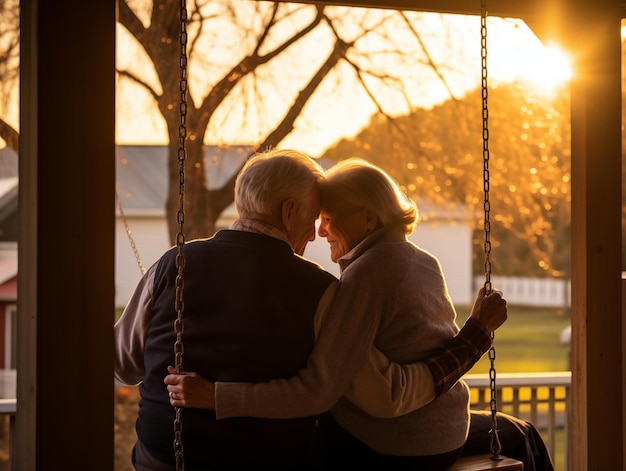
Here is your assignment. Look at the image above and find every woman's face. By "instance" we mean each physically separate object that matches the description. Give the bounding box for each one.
[318,208,371,262]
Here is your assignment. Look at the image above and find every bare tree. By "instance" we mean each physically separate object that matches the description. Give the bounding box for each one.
[0,0,473,242]
[0,1,574,276]
[116,0,463,241]
[0,0,19,151]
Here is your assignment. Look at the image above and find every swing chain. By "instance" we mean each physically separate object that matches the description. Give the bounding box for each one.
[481,0,502,461]
[481,0,491,294]
[116,189,146,276]
[174,1,188,470]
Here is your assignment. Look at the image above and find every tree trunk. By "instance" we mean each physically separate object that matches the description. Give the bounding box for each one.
[165,135,215,243]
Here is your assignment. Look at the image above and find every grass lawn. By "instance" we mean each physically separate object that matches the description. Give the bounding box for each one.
[455,304,572,374]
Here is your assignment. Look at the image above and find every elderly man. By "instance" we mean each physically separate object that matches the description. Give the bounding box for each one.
[115,149,508,471]
[115,149,337,470]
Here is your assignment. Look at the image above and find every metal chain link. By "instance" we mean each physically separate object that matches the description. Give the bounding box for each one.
[481,0,502,461]
[174,1,188,470]
[116,190,146,276]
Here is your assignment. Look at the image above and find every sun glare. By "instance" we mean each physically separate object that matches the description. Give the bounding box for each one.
[489,20,572,96]
[535,45,572,82]
[513,43,572,94]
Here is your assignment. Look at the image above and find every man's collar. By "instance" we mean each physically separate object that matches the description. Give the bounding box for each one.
[231,218,293,252]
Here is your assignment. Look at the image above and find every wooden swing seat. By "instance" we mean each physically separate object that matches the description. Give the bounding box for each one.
[448,453,524,470]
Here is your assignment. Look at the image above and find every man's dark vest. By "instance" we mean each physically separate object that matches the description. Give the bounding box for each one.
[137,230,337,468]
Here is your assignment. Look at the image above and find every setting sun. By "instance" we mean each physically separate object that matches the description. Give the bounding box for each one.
[526,44,572,91]
[491,36,572,94]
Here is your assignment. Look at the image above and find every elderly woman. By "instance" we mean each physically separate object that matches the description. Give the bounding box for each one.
[307,157,472,467]
[165,157,514,469]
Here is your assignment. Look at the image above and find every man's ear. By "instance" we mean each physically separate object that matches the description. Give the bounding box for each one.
[281,199,297,231]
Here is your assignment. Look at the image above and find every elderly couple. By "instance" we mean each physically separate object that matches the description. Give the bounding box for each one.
[115,149,553,470]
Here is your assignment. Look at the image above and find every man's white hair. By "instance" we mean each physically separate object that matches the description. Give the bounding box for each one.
[234,149,325,218]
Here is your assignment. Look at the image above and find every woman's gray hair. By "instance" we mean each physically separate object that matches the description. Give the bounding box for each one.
[234,149,325,217]
[321,157,418,235]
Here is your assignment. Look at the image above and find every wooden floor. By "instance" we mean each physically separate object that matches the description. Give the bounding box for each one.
[448,453,524,470]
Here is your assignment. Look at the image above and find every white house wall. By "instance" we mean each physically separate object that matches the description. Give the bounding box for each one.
[410,221,473,306]
[116,215,473,308]
[115,215,171,308]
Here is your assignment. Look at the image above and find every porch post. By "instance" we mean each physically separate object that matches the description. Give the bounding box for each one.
[566,2,623,470]
[18,1,116,469]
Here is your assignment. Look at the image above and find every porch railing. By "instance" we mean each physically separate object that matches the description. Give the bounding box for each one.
[0,371,573,470]
[464,371,572,470]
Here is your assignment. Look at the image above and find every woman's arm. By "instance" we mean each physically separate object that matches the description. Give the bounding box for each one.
[213,277,382,419]
[345,318,495,418]
[165,287,506,418]
[343,347,435,418]
[344,288,505,417]
[165,275,384,418]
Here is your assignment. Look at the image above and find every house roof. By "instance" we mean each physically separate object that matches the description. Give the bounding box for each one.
[0,144,472,223]
[116,145,255,213]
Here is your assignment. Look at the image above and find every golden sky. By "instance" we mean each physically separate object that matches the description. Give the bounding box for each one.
[115,10,571,156]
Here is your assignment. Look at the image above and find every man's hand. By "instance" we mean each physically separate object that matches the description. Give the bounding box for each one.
[469,286,508,333]
[164,366,216,409]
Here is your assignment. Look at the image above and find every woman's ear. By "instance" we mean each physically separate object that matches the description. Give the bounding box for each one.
[363,208,378,232]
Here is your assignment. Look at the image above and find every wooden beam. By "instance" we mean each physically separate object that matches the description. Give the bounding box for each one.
[299,0,529,16]
[285,0,626,19]
[18,1,116,469]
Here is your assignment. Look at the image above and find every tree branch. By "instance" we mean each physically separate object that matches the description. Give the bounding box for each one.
[259,36,352,150]
[117,0,148,47]
[210,36,352,218]
[400,11,458,101]
[197,4,326,119]
[117,69,161,102]
[253,2,280,55]
[0,118,18,151]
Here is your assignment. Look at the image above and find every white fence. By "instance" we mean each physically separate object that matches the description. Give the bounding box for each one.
[464,372,571,470]
[474,276,571,308]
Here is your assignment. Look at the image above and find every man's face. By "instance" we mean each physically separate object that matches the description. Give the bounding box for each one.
[288,188,321,256]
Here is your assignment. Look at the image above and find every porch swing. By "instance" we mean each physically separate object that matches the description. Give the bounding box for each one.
[166,1,523,470]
